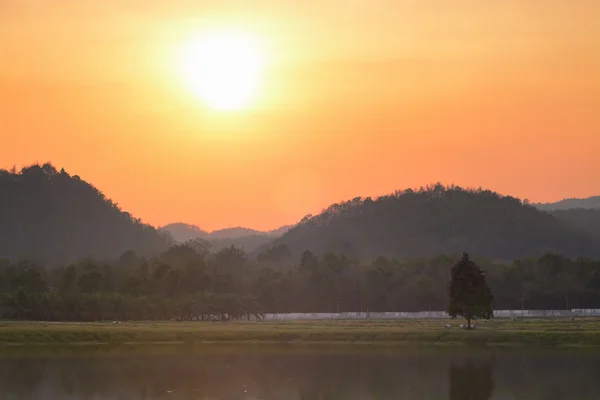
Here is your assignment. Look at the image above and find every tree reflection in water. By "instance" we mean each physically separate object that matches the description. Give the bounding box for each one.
[449,358,494,400]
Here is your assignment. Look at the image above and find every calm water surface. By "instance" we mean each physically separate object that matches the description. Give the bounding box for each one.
[1,345,600,399]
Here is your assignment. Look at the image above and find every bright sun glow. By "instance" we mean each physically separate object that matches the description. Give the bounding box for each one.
[179,30,265,111]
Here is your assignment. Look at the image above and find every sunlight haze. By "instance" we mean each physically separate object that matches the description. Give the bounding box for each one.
[177,29,266,111]
[1,0,599,230]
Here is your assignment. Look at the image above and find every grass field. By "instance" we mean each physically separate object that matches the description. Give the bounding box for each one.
[1,318,600,347]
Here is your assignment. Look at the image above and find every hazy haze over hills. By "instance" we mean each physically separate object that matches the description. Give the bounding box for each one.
[2,164,599,263]
[161,223,293,241]
[164,196,600,248]
[160,223,294,253]
[159,223,210,242]
[535,196,600,211]
[549,208,600,239]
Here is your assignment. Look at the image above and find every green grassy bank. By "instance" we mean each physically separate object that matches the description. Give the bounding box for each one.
[1,319,600,347]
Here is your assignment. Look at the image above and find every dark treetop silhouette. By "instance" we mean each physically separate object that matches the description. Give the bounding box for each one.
[447,252,494,327]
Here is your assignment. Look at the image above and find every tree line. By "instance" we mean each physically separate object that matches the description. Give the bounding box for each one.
[1,239,599,321]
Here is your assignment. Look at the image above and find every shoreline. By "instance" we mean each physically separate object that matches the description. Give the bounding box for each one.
[1,319,600,348]
[1,341,599,349]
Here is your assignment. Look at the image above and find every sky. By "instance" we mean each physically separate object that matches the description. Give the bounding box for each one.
[1,0,599,231]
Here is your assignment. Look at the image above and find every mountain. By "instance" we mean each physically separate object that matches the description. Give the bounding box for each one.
[162,224,293,240]
[550,208,600,239]
[160,223,209,242]
[209,227,264,239]
[270,184,600,260]
[161,223,293,253]
[0,164,171,263]
[535,196,600,211]
[267,225,294,237]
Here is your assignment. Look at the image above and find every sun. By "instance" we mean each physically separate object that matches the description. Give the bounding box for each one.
[179,30,265,111]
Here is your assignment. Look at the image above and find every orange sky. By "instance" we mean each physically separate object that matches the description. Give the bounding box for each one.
[1,1,599,231]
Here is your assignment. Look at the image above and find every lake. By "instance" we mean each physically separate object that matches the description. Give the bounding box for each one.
[1,345,600,399]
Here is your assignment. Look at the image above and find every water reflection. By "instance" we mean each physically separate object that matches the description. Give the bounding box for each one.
[0,346,599,399]
[449,358,494,400]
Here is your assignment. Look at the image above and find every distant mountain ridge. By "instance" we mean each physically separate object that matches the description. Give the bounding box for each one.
[3,163,599,263]
[160,223,294,252]
[161,223,293,241]
[535,195,600,211]
[549,208,600,239]
[269,184,600,260]
[159,223,210,242]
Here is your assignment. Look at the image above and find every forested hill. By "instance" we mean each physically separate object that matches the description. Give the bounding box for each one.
[271,184,600,260]
[0,164,171,263]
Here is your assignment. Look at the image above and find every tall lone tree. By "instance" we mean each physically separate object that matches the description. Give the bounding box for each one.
[447,252,493,327]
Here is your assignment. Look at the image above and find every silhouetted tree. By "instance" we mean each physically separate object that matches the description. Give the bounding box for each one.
[448,253,494,327]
